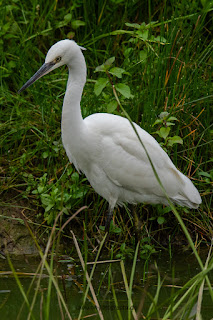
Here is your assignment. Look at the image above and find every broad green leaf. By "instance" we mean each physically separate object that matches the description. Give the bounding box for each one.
[67,166,73,176]
[71,172,79,182]
[94,78,108,96]
[157,217,165,224]
[165,122,175,126]
[107,100,117,113]
[45,204,54,212]
[198,171,211,178]
[139,50,147,62]
[168,116,178,121]
[41,194,52,206]
[156,127,170,139]
[115,83,134,99]
[64,13,72,22]
[167,136,183,146]
[152,119,163,126]
[104,56,115,67]
[137,29,148,40]
[8,61,16,69]
[125,22,142,29]
[112,226,122,234]
[52,187,59,196]
[71,20,86,29]
[154,36,167,43]
[94,64,105,72]
[159,111,169,119]
[37,186,44,194]
[95,57,115,72]
[46,212,54,224]
[109,67,125,78]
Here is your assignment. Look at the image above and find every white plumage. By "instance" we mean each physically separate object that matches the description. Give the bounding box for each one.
[19,40,201,226]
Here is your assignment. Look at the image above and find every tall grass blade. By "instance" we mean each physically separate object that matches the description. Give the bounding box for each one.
[146,262,162,318]
[45,243,55,320]
[71,230,106,320]
[7,255,35,320]
[196,239,213,319]
[128,241,140,319]
[120,260,138,320]
[110,270,123,320]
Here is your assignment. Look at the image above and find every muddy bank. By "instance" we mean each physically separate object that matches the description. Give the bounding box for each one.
[0,198,39,256]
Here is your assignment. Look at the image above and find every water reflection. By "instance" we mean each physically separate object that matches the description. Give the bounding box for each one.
[0,250,212,319]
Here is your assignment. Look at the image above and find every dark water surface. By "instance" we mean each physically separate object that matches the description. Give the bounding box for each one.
[0,249,212,319]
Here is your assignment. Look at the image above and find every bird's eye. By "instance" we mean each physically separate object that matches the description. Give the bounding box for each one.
[55,56,61,63]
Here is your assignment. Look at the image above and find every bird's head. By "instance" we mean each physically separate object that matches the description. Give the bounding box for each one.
[18,40,86,93]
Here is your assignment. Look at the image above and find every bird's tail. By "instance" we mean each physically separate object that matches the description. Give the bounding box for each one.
[172,171,202,209]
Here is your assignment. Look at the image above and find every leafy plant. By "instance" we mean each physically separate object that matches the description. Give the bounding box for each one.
[153,111,183,151]
[23,168,88,225]
[94,56,133,114]
[115,242,134,259]
[149,205,173,226]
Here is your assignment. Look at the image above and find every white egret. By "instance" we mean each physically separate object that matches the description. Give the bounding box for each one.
[19,40,201,230]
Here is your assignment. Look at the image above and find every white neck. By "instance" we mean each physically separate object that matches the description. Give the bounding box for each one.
[61,51,87,137]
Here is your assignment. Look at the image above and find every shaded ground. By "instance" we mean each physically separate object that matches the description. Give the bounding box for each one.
[0,195,39,256]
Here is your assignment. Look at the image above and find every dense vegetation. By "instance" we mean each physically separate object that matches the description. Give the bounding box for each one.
[1,0,212,256]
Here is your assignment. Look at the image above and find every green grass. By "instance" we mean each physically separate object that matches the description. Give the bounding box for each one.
[1,0,212,254]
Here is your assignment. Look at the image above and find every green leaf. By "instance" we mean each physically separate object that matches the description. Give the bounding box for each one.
[165,122,175,126]
[139,50,147,62]
[105,57,115,67]
[156,127,170,139]
[67,166,73,176]
[45,204,54,212]
[94,78,108,96]
[114,83,134,99]
[157,217,165,224]
[109,67,125,78]
[168,116,178,121]
[152,119,163,126]
[154,36,167,43]
[125,22,142,29]
[46,211,54,224]
[8,61,16,69]
[95,57,115,72]
[71,20,86,29]
[71,172,79,182]
[198,171,211,178]
[37,186,44,194]
[167,136,183,146]
[64,13,72,22]
[52,187,59,196]
[159,111,169,119]
[107,100,117,113]
[137,29,148,40]
[42,151,49,159]
[41,194,52,206]
[112,226,122,234]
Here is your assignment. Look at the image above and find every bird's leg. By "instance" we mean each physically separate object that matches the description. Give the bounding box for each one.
[105,205,114,233]
[131,205,142,247]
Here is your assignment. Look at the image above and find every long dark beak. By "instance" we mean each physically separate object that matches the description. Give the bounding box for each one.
[18,61,55,93]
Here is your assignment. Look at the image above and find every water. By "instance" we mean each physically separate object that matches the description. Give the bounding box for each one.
[0,250,212,319]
